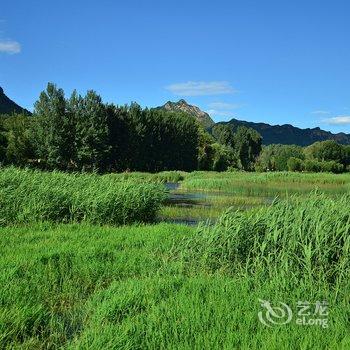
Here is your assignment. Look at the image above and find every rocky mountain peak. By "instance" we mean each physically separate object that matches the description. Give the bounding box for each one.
[158,99,214,128]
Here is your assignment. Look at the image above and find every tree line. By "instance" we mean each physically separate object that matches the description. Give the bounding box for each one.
[0,83,262,173]
[1,83,348,174]
[255,141,350,173]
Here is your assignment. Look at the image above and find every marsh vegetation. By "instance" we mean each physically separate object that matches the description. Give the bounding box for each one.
[1,169,350,349]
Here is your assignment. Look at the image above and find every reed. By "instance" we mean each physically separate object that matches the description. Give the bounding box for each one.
[0,167,166,226]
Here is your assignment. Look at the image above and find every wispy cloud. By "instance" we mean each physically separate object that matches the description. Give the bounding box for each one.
[207,102,241,110]
[323,116,350,125]
[311,110,331,115]
[206,109,235,117]
[0,40,21,54]
[166,81,236,96]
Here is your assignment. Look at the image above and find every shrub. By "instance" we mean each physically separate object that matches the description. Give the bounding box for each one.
[304,159,322,172]
[319,161,344,174]
[287,157,304,171]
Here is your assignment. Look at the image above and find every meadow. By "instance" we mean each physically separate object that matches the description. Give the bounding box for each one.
[1,168,350,349]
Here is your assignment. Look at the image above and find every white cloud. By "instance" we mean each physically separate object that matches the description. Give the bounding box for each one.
[0,40,21,54]
[208,102,241,110]
[166,81,236,96]
[311,110,331,115]
[323,116,350,125]
[206,109,235,117]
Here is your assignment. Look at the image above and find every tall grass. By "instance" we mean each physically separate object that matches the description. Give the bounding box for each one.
[181,192,350,288]
[180,171,350,196]
[107,170,186,183]
[1,222,349,349]
[0,167,166,225]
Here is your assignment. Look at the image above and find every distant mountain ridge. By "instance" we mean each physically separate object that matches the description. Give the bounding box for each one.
[157,99,350,146]
[0,87,31,115]
[218,118,350,146]
[155,99,215,128]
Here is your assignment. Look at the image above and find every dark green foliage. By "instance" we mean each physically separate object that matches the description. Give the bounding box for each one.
[0,118,7,162]
[305,140,345,164]
[74,91,111,171]
[198,127,237,172]
[211,124,234,148]
[256,144,304,171]
[34,83,75,169]
[126,104,199,172]
[4,114,35,165]
[233,126,262,170]
[304,159,344,173]
[287,157,304,171]
[211,144,237,171]
[29,84,201,173]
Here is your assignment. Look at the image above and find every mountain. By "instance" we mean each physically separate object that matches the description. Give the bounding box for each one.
[0,87,31,115]
[155,99,215,128]
[218,118,350,146]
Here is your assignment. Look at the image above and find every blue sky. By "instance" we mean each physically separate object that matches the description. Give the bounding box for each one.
[1,0,349,132]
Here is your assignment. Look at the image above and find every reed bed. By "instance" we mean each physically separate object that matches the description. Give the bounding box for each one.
[0,167,166,226]
[180,171,350,195]
[181,192,350,288]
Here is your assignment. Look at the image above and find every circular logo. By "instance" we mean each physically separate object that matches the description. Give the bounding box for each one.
[258,299,293,327]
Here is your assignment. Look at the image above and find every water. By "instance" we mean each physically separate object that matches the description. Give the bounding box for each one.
[161,182,272,226]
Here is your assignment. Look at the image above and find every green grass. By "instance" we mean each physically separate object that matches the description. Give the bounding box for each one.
[181,192,350,284]
[107,170,187,183]
[181,171,350,195]
[0,167,166,226]
[1,192,350,349]
[1,170,350,348]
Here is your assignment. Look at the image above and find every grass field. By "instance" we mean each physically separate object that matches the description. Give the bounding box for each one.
[1,168,350,349]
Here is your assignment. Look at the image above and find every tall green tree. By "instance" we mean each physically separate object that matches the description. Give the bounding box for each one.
[4,114,35,165]
[75,90,111,171]
[233,126,262,170]
[212,124,234,148]
[34,83,74,169]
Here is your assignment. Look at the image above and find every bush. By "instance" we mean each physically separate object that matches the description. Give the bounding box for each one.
[304,159,322,172]
[287,157,304,171]
[0,167,166,226]
[320,161,344,174]
[304,159,344,173]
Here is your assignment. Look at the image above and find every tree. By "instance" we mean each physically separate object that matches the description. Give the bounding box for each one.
[211,143,237,171]
[4,114,35,165]
[212,124,234,148]
[256,144,304,171]
[34,83,74,169]
[0,117,7,162]
[233,126,262,171]
[198,128,215,170]
[305,140,344,163]
[287,157,304,172]
[74,90,111,172]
